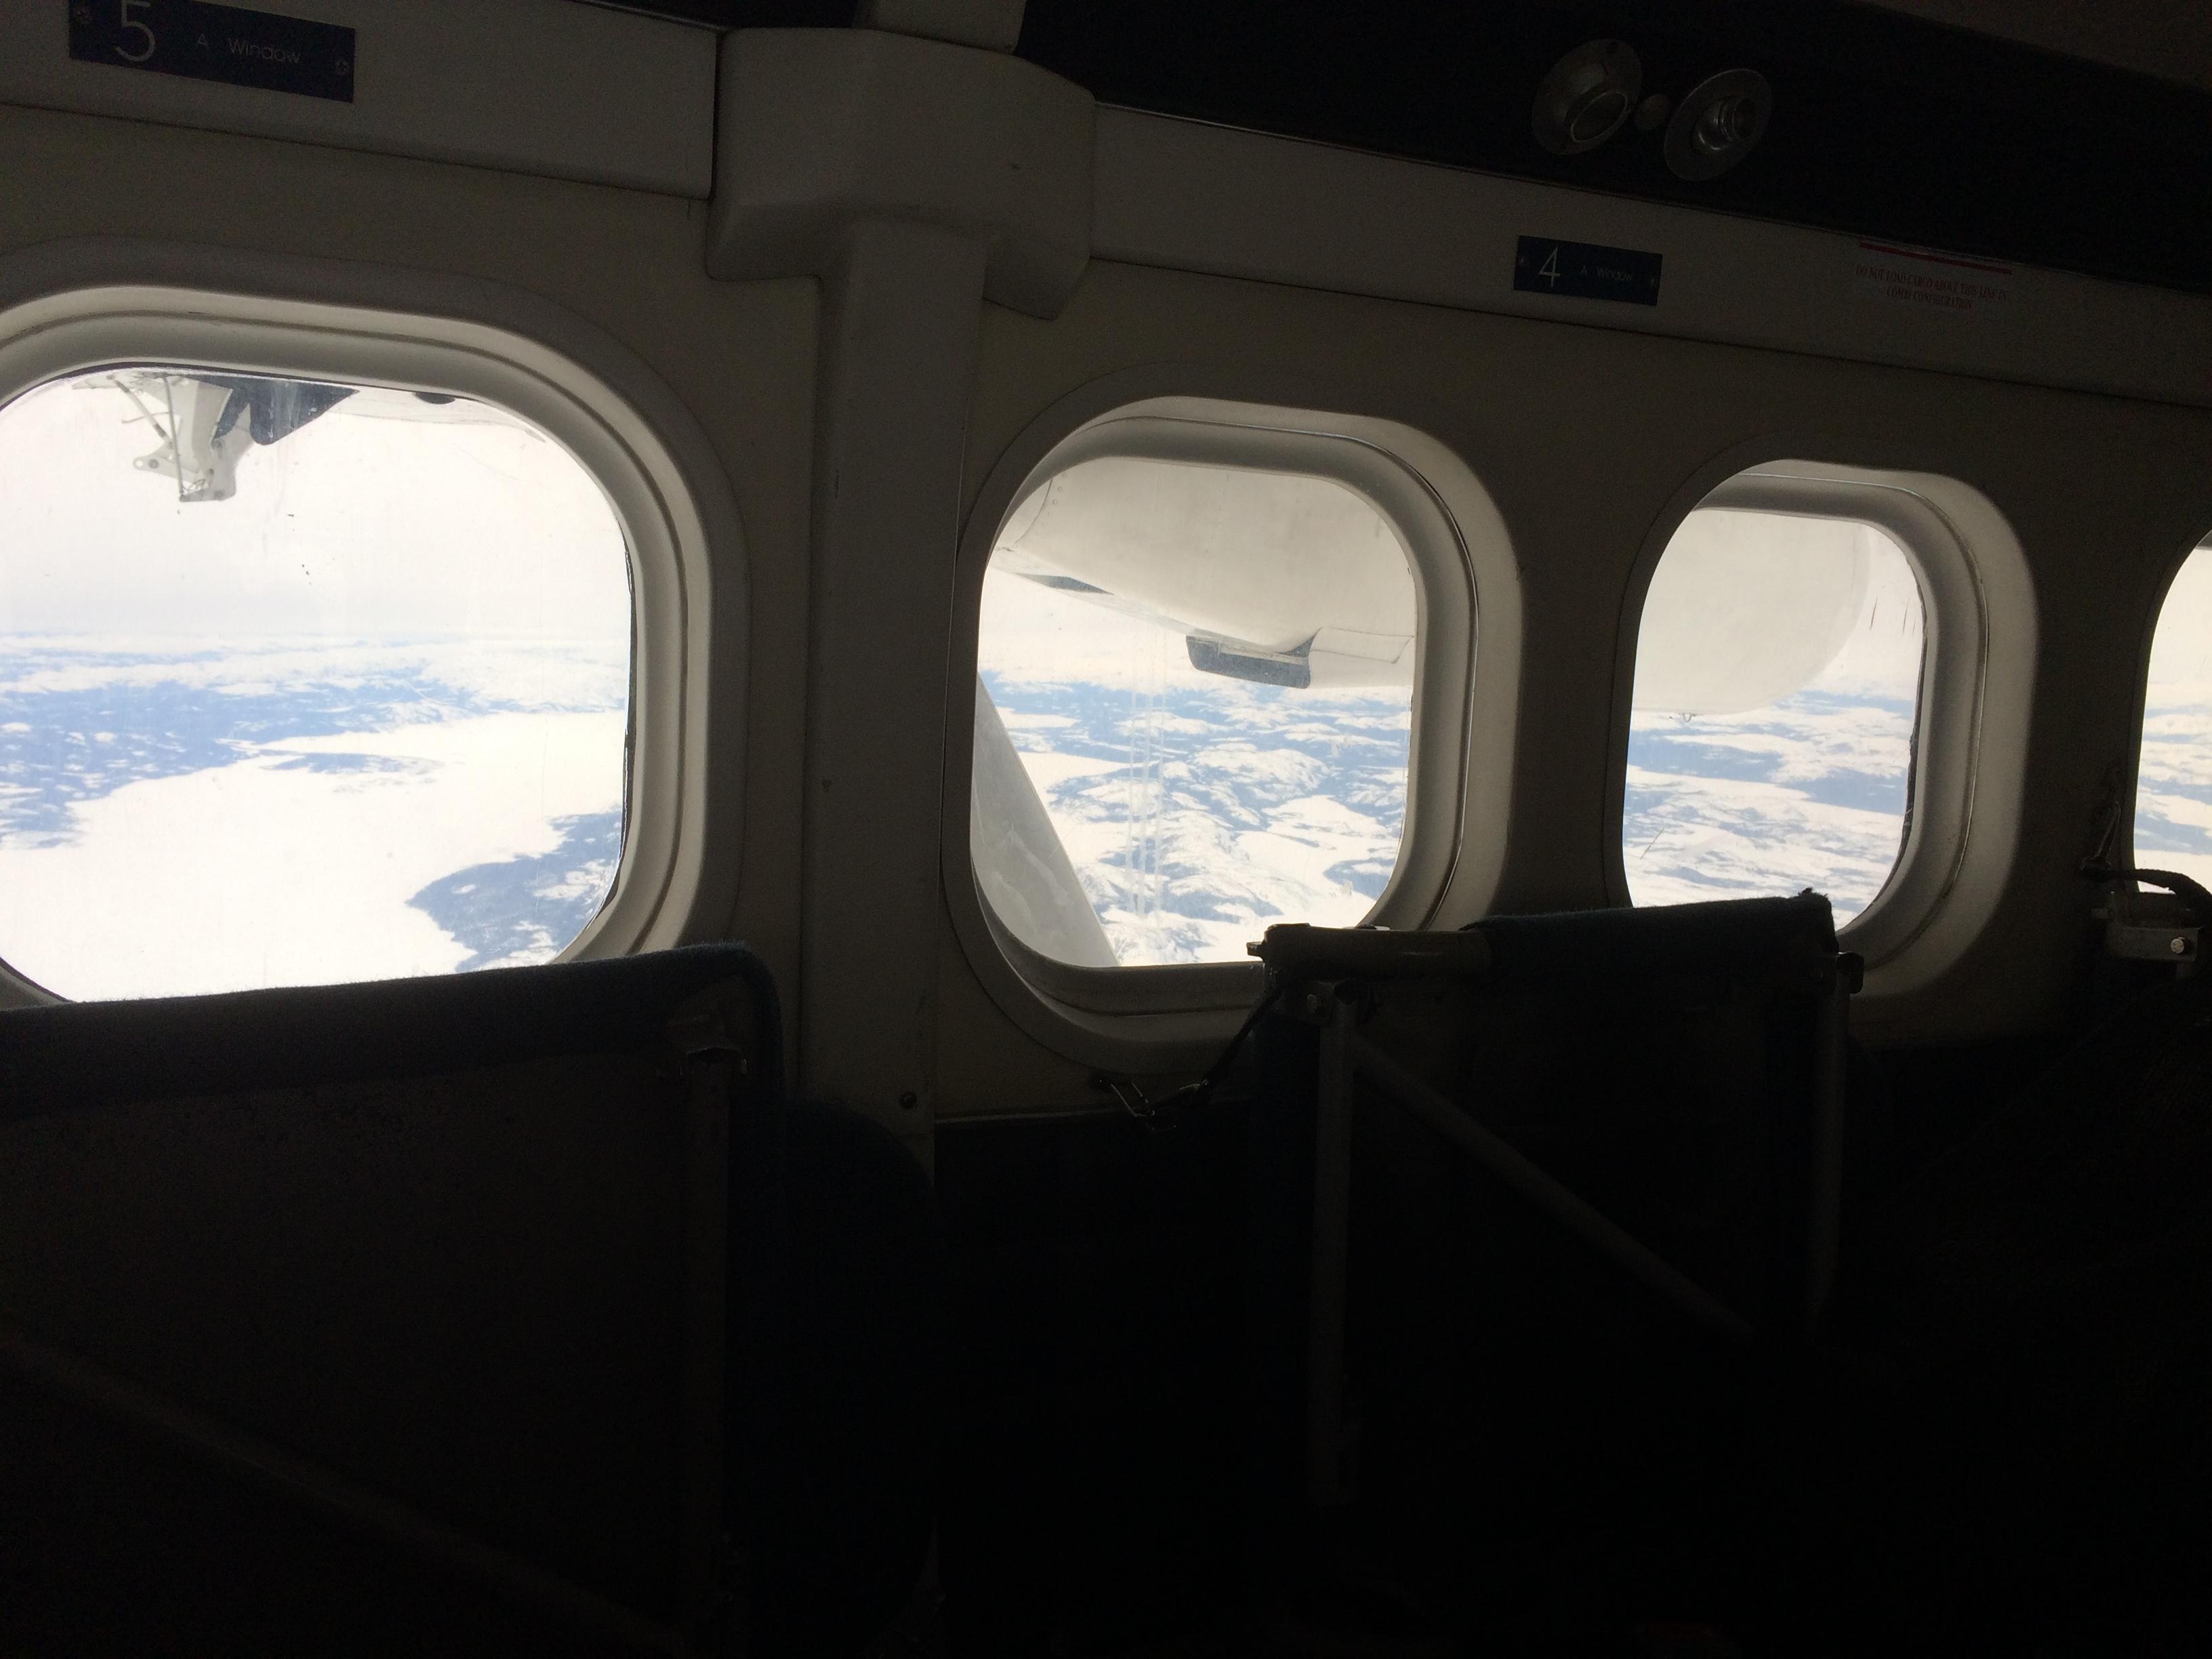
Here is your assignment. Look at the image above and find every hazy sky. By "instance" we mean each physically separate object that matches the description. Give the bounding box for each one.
[0,372,630,642]
[2148,546,2212,684]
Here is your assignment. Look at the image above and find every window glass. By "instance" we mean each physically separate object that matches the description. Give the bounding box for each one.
[972,453,1419,968]
[0,366,632,1000]
[2134,539,2212,886]
[1625,508,1924,924]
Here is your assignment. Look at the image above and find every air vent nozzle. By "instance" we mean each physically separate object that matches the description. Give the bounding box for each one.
[1533,40,1642,157]
[1666,68,1772,180]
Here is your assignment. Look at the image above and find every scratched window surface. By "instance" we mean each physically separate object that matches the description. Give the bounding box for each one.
[0,368,631,1000]
[1624,509,1925,926]
[2133,541,2212,890]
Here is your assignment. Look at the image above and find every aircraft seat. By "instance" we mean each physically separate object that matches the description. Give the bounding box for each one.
[1778,964,2212,1652]
[0,944,942,1657]
[1244,893,1851,1643]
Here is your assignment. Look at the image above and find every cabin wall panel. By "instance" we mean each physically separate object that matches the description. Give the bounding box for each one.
[940,258,2212,1110]
[10,106,2212,1108]
[0,0,716,198]
[1963,401,2212,1000]
[1092,108,2212,414]
[0,105,820,1035]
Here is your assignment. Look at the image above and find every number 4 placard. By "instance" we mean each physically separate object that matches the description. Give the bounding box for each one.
[1513,237,1664,306]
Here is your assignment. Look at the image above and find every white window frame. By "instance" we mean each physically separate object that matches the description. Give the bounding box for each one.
[946,385,1518,1070]
[1609,458,2036,991]
[0,273,735,1007]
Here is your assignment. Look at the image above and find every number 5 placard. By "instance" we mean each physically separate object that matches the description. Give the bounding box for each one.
[68,0,356,103]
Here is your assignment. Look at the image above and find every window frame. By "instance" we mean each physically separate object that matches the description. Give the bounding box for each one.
[1609,458,2034,985]
[2125,530,2212,879]
[947,385,1515,1069]
[0,278,730,1006]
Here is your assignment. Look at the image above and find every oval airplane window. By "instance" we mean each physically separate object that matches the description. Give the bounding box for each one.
[1626,506,1925,925]
[0,365,632,1000]
[2134,536,2212,886]
[973,452,1418,968]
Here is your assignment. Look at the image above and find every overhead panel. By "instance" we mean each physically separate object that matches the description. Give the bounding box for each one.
[1019,0,2212,298]
[0,0,717,197]
[1091,107,2212,413]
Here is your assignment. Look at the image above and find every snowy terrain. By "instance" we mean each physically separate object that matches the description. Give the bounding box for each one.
[983,665,1917,962]
[0,637,626,1000]
[0,367,634,1001]
[1623,691,1913,924]
[2134,684,2212,892]
[976,535,2212,962]
[987,675,1411,966]
[980,540,1925,962]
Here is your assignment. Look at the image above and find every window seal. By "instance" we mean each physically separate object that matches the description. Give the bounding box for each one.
[947,384,1513,1070]
[0,269,735,1007]
[1607,457,2035,993]
[2124,531,2212,879]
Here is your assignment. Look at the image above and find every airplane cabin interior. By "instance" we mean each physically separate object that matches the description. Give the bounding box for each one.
[2,1,2211,1654]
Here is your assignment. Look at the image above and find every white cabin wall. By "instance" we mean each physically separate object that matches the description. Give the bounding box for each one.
[0,0,718,194]
[938,255,2212,1113]
[0,103,821,1046]
[7,64,2212,1128]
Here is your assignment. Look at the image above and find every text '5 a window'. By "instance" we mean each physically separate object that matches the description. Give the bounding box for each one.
[972,453,1418,968]
[1626,508,1925,925]
[0,366,632,1000]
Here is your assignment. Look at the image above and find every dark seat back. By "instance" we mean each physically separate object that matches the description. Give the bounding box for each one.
[0,946,941,1656]
[1246,894,1847,1640]
[1783,970,2212,1652]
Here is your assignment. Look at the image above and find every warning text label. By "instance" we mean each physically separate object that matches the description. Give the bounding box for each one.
[1853,240,2011,322]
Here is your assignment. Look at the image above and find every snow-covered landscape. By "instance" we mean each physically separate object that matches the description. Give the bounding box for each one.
[985,674,1412,966]
[2134,689,2212,890]
[979,523,1929,962]
[1623,689,1914,923]
[980,658,1919,962]
[0,637,626,1000]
